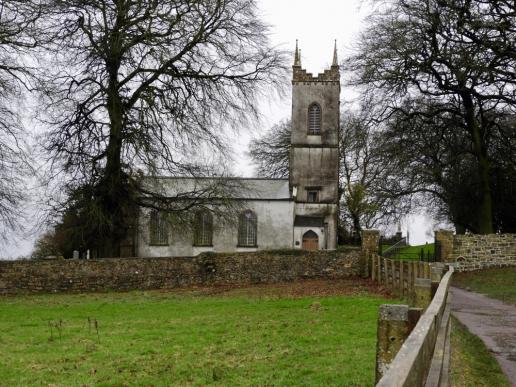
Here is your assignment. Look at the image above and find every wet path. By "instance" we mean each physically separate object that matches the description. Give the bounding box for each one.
[451,287,516,386]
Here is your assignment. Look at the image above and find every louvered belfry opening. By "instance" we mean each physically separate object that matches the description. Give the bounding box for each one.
[308,103,321,135]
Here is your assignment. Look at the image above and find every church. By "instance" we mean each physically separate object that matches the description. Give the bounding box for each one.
[136,43,340,257]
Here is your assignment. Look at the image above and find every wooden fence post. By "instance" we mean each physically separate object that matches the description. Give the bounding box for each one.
[430,263,445,297]
[384,258,389,285]
[425,263,431,279]
[378,255,382,283]
[372,255,377,281]
[391,259,396,289]
[399,261,405,296]
[408,261,413,294]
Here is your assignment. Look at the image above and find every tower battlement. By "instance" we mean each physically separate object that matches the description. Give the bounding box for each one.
[292,67,340,83]
[292,40,340,83]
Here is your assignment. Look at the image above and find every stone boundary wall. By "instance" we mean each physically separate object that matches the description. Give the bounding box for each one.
[376,266,454,387]
[0,249,361,295]
[435,231,516,271]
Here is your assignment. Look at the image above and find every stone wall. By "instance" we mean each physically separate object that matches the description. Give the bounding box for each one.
[0,249,361,295]
[444,233,516,271]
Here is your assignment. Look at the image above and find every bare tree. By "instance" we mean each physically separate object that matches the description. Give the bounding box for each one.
[248,119,291,178]
[340,107,410,237]
[347,0,516,233]
[380,100,516,233]
[0,1,39,242]
[37,0,287,256]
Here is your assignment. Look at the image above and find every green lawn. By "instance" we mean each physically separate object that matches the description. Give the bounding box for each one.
[450,317,510,386]
[381,243,435,260]
[0,282,396,386]
[399,243,434,256]
[453,267,516,306]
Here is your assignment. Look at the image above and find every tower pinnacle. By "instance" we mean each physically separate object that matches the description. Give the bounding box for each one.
[294,40,301,67]
[332,40,338,67]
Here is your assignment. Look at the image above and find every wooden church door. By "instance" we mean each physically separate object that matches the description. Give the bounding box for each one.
[302,230,319,250]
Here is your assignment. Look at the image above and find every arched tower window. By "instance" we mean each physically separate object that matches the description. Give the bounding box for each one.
[149,210,169,245]
[308,103,321,135]
[238,210,257,247]
[194,210,213,246]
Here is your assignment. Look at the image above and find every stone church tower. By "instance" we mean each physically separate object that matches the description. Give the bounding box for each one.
[290,41,340,250]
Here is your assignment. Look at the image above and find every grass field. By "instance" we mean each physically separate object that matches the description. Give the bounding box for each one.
[453,267,516,305]
[450,317,510,386]
[0,280,396,386]
[381,243,435,260]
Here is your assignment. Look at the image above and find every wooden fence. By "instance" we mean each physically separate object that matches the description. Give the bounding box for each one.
[369,254,432,297]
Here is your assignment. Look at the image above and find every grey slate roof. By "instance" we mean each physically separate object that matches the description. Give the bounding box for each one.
[143,177,291,200]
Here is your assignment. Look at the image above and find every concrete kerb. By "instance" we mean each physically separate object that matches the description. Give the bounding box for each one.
[376,266,454,387]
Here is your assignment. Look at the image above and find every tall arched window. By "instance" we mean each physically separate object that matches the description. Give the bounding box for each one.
[149,210,169,245]
[194,210,213,246]
[238,210,257,247]
[308,103,321,135]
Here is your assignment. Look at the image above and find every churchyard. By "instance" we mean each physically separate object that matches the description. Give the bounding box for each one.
[0,279,397,386]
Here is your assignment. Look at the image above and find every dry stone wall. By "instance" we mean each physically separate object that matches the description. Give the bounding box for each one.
[0,249,361,295]
[449,233,516,271]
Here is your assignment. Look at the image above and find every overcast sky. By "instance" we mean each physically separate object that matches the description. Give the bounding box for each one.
[0,0,436,259]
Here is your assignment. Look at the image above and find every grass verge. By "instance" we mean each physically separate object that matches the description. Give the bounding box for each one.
[453,267,516,306]
[380,243,435,261]
[0,280,396,386]
[450,317,510,386]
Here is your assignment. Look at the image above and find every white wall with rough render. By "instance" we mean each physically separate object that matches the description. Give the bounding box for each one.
[137,200,294,257]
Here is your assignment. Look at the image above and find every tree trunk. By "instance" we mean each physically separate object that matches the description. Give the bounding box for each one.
[462,94,494,234]
[352,213,362,241]
[101,59,125,257]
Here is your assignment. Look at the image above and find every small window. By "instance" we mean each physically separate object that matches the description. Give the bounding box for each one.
[194,210,213,246]
[308,103,321,135]
[307,190,320,203]
[149,210,169,245]
[238,210,257,247]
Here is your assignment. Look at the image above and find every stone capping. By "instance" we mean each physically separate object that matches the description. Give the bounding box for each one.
[376,266,454,387]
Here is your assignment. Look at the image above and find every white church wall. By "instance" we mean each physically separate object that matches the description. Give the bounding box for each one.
[137,200,294,257]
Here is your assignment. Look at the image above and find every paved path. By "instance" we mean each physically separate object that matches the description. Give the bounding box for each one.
[451,287,516,386]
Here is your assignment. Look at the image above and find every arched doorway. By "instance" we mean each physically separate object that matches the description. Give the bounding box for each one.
[302,230,319,250]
